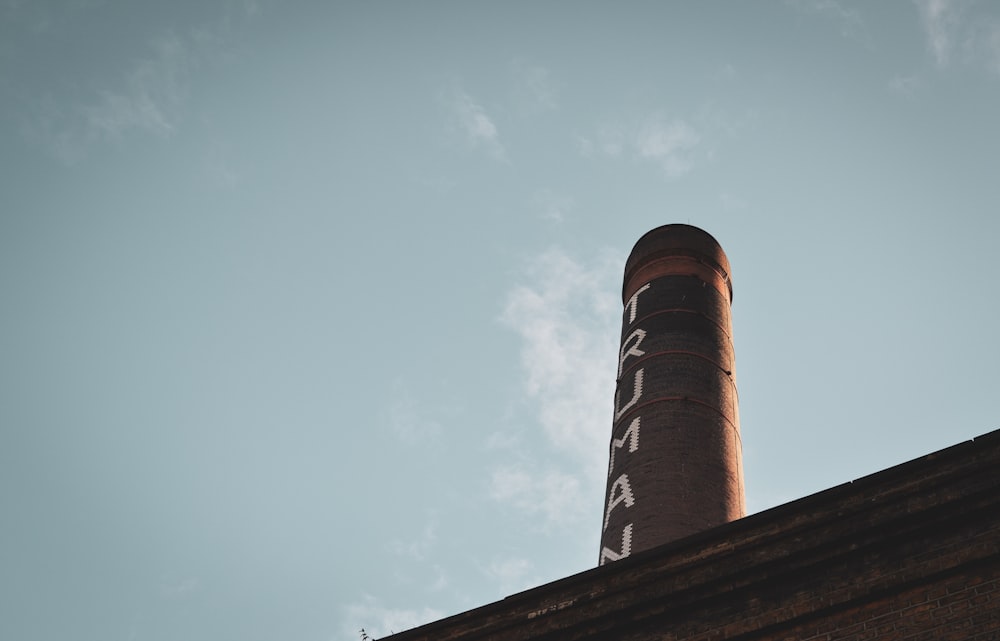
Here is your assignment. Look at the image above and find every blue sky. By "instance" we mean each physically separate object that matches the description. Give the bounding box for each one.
[2,1,999,639]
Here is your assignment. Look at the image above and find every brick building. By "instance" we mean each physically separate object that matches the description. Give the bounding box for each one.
[386,430,1000,640]
[383,226,1000,640]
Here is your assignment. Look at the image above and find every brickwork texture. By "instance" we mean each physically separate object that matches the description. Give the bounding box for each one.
[601,225,744,564]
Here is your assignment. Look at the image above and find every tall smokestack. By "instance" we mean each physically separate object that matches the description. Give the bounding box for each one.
[600,224,744,565]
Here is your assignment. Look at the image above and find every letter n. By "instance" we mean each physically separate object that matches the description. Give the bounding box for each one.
[599,523,633,566]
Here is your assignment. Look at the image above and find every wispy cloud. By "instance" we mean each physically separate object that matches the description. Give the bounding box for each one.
[18,8,255,163]
[384,382,444,445]
[510,59,558,112]
[786,0,868,41]
[635,117,701,178]
[575,124,627,159]
[200,140,243,187]
[85,33,191,140]
[578,115,702,178]
[22,32,196,163]
[482,556,538,595]
[914,0,965,66]
[388,519,438,562]
[489,465,586,528]
[967,16,1000,76]
[344,595,444,640]
[888,74,923,94]
[531,189,573,223]
[496,248,622,528]
[912,1,1000,76]
[501,249,621,467]
[449,89,506,160]
[988,23,1000,75]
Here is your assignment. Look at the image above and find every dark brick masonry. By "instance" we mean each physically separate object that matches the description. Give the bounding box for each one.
[602,225,744,563]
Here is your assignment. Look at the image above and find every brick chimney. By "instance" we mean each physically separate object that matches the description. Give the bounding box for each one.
[600,224,745,564]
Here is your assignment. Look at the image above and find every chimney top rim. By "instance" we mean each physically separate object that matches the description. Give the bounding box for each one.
[623,224,732,302]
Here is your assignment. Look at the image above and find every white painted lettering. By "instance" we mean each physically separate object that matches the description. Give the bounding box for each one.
[618,328,647,377]
[623,283,651,325]
[599,523,633,565]
[608,416,640,479]
[614,368,644,422]
[603,473,635,531]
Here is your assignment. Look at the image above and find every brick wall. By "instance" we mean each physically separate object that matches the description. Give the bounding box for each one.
[780,562,1000,640]
[386,430,1000,641]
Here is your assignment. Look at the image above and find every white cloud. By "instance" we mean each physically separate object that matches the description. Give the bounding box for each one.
[635,117,701,178]
[426,565,449,592]
[201,144,242,187]
[28,30,199,161]
[486,556,533,582]
[24,96,86,164]
[19,9,256,163]
[577,116,702,178]
[496,248,622,529]
[501,249,621,468]
[576,125,626,159]
[450,90,506,160]
[912,1,1000,76]
[384,383,443,445]
[511,59,558,112]
[489,465,586,528]
[483,556,537,595]
[989,24,1000,75]
[344,595,444,641]
[388,520,438,562]
[85,33,191,140]
[966,17,1000,76]
[532,189,573,222]
[914,0,965,66]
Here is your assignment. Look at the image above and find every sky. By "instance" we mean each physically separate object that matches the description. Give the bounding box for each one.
[2,1,1000,639]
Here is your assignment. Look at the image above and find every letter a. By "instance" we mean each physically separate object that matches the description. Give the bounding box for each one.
[604,473,635,531]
